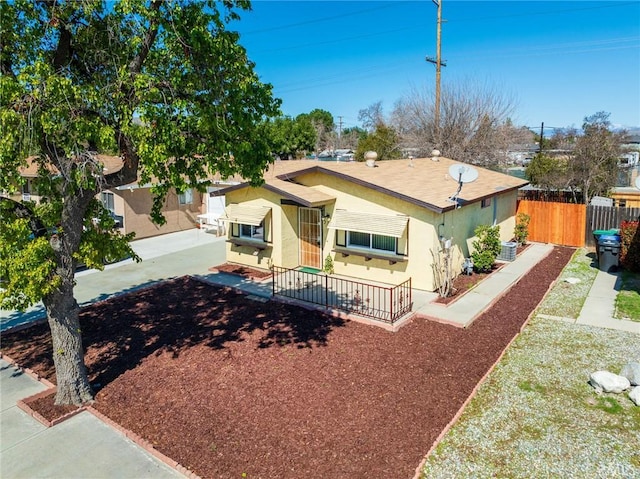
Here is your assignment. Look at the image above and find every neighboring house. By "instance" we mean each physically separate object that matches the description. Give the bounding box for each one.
[611,166,640,207]
[12,155,233,240]
[107,180,205,239]
[609,188,640,208]
[619,151,639,168]
[217,155,528,292]
[506,143,539,166]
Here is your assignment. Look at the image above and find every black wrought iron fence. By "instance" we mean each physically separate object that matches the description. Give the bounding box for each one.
[271,266,412,323]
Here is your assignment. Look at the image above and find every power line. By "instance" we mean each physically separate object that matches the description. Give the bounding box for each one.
[238,3,402,35]
[441,1,638,25]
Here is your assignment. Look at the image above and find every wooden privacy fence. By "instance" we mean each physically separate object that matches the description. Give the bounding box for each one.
[517,200,640,247]
[586,205,640,247]
[516,200,586,247]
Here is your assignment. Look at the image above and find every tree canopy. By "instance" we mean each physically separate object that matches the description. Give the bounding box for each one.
[571,111,624,204]
[265,115,316,159]
[525,153,570,191]
[0,0,280,405]
[355,124,400,161]
[389,81,517,167]
[297,108,335,153]
[525,112,625,204]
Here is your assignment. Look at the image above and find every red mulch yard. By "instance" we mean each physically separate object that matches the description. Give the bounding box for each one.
[1,246,573,479]
[211,263,272,280]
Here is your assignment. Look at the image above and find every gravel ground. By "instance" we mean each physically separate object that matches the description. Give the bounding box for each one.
[536,248,599,319]
[421,250,640,479]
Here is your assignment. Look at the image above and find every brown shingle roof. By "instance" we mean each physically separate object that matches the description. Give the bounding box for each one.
[263,178,335,207]
[258,157,528,213]
[20,155,124,178]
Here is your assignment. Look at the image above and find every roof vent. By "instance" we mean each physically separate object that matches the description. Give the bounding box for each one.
[364,151,378,167]
[431,149,441,161]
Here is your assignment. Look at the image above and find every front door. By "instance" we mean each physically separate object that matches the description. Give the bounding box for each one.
[299,207,322,269]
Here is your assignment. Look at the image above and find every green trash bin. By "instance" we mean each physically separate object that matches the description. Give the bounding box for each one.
[593,228,620,244]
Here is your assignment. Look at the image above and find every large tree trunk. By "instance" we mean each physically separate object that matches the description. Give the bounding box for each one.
[42,185,96,405]
[43,279,94,405]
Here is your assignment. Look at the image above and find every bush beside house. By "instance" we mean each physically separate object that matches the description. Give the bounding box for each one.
[471,225,501,273]
[620,220,640,273]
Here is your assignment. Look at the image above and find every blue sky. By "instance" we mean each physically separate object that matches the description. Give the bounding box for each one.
[231,1,640,131]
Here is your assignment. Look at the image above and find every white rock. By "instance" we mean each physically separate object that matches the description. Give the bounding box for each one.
[589,370,631,394]
[564,277,581,284]
[629,387,640,406]
[620,362,640,386]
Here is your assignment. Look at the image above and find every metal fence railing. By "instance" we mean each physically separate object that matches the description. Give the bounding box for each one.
[271,266,412,324]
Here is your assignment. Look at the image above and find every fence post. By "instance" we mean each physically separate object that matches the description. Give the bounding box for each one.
[272,266,277,297]
[324,274,329,309]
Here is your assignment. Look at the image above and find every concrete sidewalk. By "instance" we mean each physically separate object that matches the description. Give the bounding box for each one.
[0,359,185,479]
[573,269,639,333]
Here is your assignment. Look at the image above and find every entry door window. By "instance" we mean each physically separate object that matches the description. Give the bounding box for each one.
[299,207,322,269]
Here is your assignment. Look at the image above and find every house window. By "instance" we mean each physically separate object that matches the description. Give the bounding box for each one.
[618,199,627,207]
[22,180,32,195]
[178,188,193,205]
[481,197,492,208]
[101,192,115,212]
[239,222,264,240]
[21,179,33,201]
[347,231,396,253]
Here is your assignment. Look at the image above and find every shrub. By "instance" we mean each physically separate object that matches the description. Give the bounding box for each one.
[323,254,335,274]
[620,220,640,272]
[471,224,501,273]
[514,212,531,245]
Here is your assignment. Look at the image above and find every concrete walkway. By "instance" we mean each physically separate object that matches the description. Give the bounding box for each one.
[565,269,639,333]
[0,360,185,479]
[411,242,554,328]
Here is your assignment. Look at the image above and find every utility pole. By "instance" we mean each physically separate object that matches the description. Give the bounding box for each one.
[426,0,446,132]
[337,116,343,149]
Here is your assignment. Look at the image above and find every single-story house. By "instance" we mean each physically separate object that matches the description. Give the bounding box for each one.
[217,153,529,292]
[14,155,233,240]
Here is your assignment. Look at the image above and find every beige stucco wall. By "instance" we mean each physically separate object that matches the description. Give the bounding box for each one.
[224,188,281,270]
[296,171,439,290]
[224,173,521,292]
[461,190,519,254]
[114,188,203,240]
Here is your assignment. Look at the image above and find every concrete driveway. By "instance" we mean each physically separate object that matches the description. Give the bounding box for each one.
[1,229,226,332]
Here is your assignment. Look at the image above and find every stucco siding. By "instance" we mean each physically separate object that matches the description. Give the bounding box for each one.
[289,172,442,291]
[115,188,202,240]
[495,190,519,241]
[280,204,300,269]
[221,168,523,292]
[224,188,278,270]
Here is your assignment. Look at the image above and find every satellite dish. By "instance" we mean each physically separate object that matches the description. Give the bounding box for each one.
[448,164,479,184]
[635,176,640,190]
[448,164,479,206]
